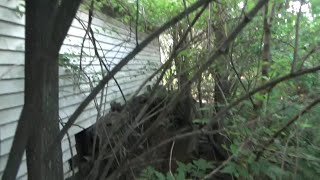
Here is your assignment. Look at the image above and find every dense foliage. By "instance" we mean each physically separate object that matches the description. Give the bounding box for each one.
[91,0,320,179]
[83,0,320,179]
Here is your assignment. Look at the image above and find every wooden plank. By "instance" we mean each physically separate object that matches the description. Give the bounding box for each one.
[0,6,25,25]
[0,20,24,38]
[0,137,14,156]
[0,92,23,110]
[0,0,21,10]
[0,35,158,59]
[0,71,126,95]
[61,136,76,154]
[66,26,133,49]
[0,144,76,179]
[0,36,24,51]
[0,23,157,55]
[0,106,22,126]
[62,147,77,163]
[58,85,139,127]
[76,11,160,48]
[0,60,159,80]
[0,50,24,65]
[57,80,143,122]
[0,121,17,140]
[60,41,158,60]
[0,78,24,95]
[0,72,152,127]
[72,12,159,52]
[0,132,76,158]
[0,80,154,177]
[17,174,27,180]
[0,65,24,79]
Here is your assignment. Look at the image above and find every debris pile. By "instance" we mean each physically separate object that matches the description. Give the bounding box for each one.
[74,86,229,179]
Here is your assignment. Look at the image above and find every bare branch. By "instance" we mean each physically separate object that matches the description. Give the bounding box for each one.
[299,45,320,70]
[206,65,320,129]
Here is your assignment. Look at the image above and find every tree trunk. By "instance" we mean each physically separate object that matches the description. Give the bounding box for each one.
[25,53,63,180]
[262,3,272,78]
[25,1,62,179]
[255,2,275,111]
[3,0,81,179]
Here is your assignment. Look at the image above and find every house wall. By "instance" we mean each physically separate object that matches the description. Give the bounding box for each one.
[0,1,161,179]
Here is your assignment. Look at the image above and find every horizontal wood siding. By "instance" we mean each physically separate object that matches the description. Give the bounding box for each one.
[0,1,160,179]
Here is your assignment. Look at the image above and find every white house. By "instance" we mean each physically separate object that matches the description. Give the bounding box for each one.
[0,0,161,179]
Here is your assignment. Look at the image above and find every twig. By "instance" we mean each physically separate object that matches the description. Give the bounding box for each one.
[202,140,248,179]
[229,14,255,108]
[169,141,176,180]
[299,45,320,70]
[58,117,75,177]
[136,0,139,45]
[79,0,94,76]
[281,130,295,176]
[183,0,192,38]
[203,154,235,179]
[60,122,86,130]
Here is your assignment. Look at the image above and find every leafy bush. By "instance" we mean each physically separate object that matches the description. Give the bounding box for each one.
[139,159,214,180]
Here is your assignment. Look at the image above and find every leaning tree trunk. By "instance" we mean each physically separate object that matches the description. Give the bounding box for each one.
[3,0,81,179]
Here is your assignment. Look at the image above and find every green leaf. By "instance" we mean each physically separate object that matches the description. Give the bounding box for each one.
[221,162,238,176]
[237,165,250,178]
[193,159,214,171]
[193,118,210,125]
[230,144,239,155]
[154,171,166,180]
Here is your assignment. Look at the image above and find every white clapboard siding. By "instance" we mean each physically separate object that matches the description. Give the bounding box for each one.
[0,70,153,111]
[0,1,161,179]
